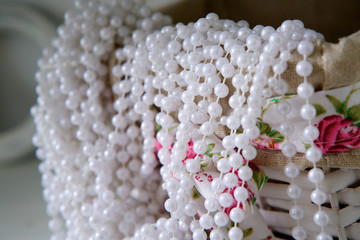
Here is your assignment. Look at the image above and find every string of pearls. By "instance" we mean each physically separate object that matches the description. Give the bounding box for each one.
[32,0,172,239]
[32,0,332,239]
[296,38,332,240]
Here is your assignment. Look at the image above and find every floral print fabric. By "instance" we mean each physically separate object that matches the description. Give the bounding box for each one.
[256,82,360,153]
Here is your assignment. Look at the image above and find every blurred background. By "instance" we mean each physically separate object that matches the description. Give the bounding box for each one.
[0,0,359,239]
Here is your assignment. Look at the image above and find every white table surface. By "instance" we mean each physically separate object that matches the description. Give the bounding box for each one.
[0,158,51,240]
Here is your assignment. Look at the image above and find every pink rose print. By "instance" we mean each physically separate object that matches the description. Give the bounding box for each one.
[314,115,360,153]
[221,168,256,216]
[253,136,280,150]
[155,139,200,165]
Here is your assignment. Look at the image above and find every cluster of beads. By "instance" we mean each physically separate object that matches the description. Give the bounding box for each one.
[32,0,171,239]
[110,12,328,240]
[33,0,332,239]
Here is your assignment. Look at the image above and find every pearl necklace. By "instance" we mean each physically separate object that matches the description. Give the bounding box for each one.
[33,0,171,239]
[32,1,331,239]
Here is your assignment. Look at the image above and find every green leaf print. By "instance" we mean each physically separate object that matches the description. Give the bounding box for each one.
[258,122,272,135]
[192,187,201,199]
[303,142,312,150]
[252,169,268,190]
[269,98,280,103]
[200,161,209,170]
[326,94,344,114]
[204,143,215,157]
[155,123,162,132]
[346,104,360,122]
[312,103,327,117]
[243,228,254,238]
[268,129,284,143]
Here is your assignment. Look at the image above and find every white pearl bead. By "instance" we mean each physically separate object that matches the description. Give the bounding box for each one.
[304,125,320,141]
[210,45,224,59]
[219,192,234,208]
[167,40,181,54]
[234,134,249,149]
[297,82,314,99]
[242,145,257,160]
[246,34,261,51]
[193,140,208,154]
[287,184,302,199]
[229,153,243,169]
[207,74,221,87]
[289,205,304,220]
[247,106,262,117]
[199,213,214,229]
[314,210,329,226]
[202,63,216,76]
[200,121,215,136]
[234,186,248,202]
[240,114,256,128]
[204,197,220,212]
[279,121,294,137]
[292,226,307,240]
[297,40,314,56]
[260,26,275,40]
[229,207,245,223]
[214,211,229,227]
[190,219,201,232]
[244,126,260,139]
[165,218,179,232]
[198,83,212,97]
[217,158,232,173]
[223,173,238,188]
[193,229,207,240]
[238,166,253,181]
[277,100,291,116]
[273,78,289,95]
[211,178,226,194]
[281,142,297,158]
[186,158,201,173]
[228,227,243,240]
[308,168,325,184]
[226,115,241,130]
[316,232,332,240]
[306,147,322,163]
[300,104,316,120]
[190,32,204,47]
[311,189,327,205]
[220,63,235,78]
[184,202,197,216]
[175,190,189,206]
[208,102,222,117]
[209,229,223,240]
[164,198,178,213]
[166,178,180,192]
[284,162,300,178]
[296,60,313,77]
[222,135,235,150]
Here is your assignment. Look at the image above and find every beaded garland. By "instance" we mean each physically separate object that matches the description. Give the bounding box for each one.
[32,0,332,239]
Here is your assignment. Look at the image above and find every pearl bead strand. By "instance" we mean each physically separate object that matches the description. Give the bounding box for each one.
[296,36,332,240]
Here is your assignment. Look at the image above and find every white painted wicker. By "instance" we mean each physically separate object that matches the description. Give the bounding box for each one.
[258,167,360,240]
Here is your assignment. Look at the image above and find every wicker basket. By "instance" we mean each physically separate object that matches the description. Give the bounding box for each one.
[258,167,360,240]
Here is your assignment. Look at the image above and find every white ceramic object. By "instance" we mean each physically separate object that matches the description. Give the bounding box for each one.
[0,3,56,162]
